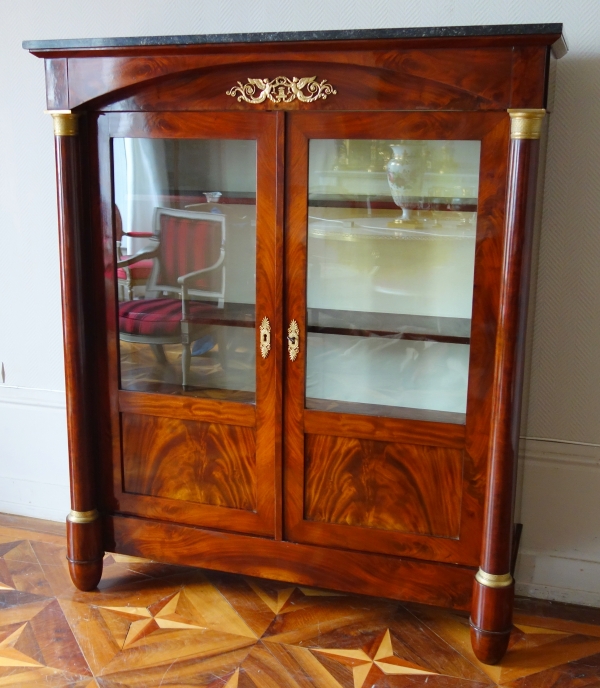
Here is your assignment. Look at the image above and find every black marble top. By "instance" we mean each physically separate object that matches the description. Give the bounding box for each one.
[23,23,566,56]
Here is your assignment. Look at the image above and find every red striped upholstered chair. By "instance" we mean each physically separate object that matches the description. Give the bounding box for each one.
[118,207,226,389]
[114,206,155,300]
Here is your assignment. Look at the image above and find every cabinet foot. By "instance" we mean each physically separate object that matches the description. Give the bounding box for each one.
[66,512,104,591]
[469,571,514,664]
[470,622,512,665]
[67,558,104,591]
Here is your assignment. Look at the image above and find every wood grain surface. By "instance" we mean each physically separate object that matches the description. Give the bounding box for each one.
[119,389,256,427]
[55,134,96,513]
[53,121,106,590]
[66,519,103,591]
[122,413,257,511]
[304,409,465,448]
[470,129,543,665]
[106,514,476,611]
[470,579,515,664]
[284,110,508,568]
[35,40,553,112]
[479,139,541,576]
[95,111,281,539]
[304,435,463,538]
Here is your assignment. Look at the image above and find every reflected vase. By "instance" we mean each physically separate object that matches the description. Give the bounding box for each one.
[386,142,426,226]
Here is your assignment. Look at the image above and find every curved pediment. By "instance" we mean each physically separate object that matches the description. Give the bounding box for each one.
[61,46,518,112]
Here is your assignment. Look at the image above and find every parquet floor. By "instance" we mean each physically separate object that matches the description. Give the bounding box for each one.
[1,514,600,687]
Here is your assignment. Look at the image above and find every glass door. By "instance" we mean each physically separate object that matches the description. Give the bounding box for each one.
[99,112,281,537]
[284,111,508,564]
[306,137,478,422]
[115,136,258,401]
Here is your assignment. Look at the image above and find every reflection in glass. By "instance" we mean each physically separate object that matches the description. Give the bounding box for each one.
[306,139,481,422]
[113,138,257,402]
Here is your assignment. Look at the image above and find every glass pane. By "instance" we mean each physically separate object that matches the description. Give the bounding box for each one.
[306,139,480,422]
[113,138,256,402]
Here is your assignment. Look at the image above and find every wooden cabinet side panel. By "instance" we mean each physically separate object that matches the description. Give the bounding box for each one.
[45,58,68,110]
[510,46,549,108]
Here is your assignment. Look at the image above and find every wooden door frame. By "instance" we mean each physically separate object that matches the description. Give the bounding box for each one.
[96,110,284,537]
[283,110,510,565]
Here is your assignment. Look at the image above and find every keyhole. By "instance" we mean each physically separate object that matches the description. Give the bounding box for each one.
[263,334,267,342]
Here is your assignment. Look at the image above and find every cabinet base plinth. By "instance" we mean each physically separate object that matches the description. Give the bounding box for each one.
[106,514,477,609]
[469,576,514,664]
[66,517,104,591]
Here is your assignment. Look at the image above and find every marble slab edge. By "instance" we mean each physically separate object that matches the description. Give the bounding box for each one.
[23,23,567,58]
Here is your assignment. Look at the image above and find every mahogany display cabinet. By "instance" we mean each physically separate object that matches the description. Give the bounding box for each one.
[25,24,566,664]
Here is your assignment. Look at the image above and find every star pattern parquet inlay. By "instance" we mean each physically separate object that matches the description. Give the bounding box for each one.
[0,514,600,687]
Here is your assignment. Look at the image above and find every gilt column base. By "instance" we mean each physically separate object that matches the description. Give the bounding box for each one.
[66,510,104,591]
[469,571,514,664]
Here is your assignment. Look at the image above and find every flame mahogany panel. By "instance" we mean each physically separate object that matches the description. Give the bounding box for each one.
[122,413,257,511]
[304,434,463,538]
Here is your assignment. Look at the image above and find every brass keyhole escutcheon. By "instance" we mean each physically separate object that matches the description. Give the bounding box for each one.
[288,320,300,361]
[260,317,271,359]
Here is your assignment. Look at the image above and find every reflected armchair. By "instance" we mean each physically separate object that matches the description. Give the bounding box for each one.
[118,207,226,388]
[114,206,155,300]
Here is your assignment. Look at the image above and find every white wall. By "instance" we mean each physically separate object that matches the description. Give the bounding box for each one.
[1,0,599,605]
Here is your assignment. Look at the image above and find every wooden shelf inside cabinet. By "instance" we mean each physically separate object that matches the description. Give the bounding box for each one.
[27,23,565,666]
[309,194,479,213]
[165,192,257,208]
[307,309,471,345]
[305,398,467,425]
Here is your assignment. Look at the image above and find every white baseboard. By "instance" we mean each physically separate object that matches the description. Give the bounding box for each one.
[515,438,600,607]
[520,436,600,468]
[516,584,600,608]
[0,386,69,522]
[516,551,600,607]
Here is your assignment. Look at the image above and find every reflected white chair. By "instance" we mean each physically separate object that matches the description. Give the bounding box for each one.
[118,207,226,388]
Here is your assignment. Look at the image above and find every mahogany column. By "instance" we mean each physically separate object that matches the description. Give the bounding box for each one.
[470,109,546,664]
[50,111,104,591]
